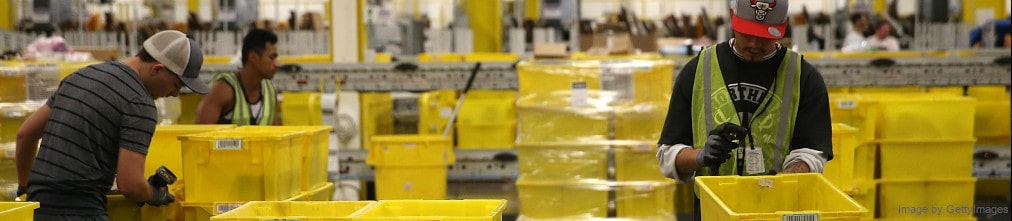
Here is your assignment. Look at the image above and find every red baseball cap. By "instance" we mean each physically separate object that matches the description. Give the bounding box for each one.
[731,0,790,39]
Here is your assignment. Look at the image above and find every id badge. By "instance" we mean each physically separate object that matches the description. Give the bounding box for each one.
[745,147,766,175]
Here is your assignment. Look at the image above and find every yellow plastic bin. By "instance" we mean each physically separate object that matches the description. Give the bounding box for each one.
[281,92,324,126]
[181,193,304,221]
[144,125,237,221]
[877,178,977,219]
[227,125,333,191]
[695,173,868,221]
[845,179,877,219]
[516,60,673,107]
[418,90,457,136]
[0,144,18,184]
[353,199,507,221]
[107,195,141,221]
[359,92,394,151]
[823,124,877,192]
[613,103,668,141]
[457,89,517,125]
[212,201,375,221]
[828,93,878,143]
[367,135,454,200]
[613,143,670,181]
[295,182,336,201]
[0,66,26,102]
[516,143,608,181]
[865,94,976,140]
[0,102,42,144]
[0,202,40,221]
[516,106,609,143]
[878,139,974,179]
[178,130,304,203]
[974,101,1011,139]
[516,178,675,220]
[456,124,516,149]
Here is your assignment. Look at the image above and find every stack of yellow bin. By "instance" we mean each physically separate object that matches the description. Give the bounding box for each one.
[869,93,977,220]
[0,102,42,202]
[176,129,307,221]
[827,92,979,220]
[514,59,676,220]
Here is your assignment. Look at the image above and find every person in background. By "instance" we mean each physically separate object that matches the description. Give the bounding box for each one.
[863,20,900,51]
[840,13,869,51]
[655,0,833,220]
[969,16,1011,48]
[16,30,207,220]
[195,29,282,125]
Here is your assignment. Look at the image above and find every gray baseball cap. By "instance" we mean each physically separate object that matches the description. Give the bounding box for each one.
[731,0,790,39]
[143,30,208,94]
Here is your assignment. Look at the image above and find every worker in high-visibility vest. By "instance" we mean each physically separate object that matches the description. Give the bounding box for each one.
[196,29,281,126]
[655,0,833,220]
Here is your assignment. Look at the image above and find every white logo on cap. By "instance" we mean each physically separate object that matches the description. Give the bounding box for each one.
[768,27,782,37]
[750,0,777,21]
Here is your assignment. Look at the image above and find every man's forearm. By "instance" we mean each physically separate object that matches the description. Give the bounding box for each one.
[781,161,811,174]
[15,140,39,186]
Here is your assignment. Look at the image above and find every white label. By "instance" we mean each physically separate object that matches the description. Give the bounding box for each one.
[214,139,243,150]
[4,149,15,159]
[836,100,857,109]
[32,11,51,23]
[571,82,588,107]
[219,10,237,22]
[211,203,238,213]
[633,144,651,152]
[745,147,766,175]
[4,110,24,118]
[439,107,453,118]
[635,184,653,191]
[600,65,634,103]
[757,178,774,188]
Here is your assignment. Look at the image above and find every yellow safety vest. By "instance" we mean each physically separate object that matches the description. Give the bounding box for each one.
[212,72,277,125]
[690,46,802,176]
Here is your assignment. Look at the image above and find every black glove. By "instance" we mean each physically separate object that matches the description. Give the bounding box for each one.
[147,187,175,206]
[147,174,169,188]
[16,185,27,198]
[696,122,747,167]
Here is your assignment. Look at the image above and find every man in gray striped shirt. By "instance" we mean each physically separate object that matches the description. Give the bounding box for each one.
[15,30,208,220]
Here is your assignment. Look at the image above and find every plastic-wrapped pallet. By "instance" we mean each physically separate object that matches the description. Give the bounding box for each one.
[515,59,678,220]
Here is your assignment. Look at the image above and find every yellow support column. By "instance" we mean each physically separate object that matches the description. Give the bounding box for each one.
[963,0,1007,25]
[465,0,502,52]
[187,0,200,13]
[871,0,887,14]
[525,0,540,20]
[358,0,367,62]
[0,0,13,30]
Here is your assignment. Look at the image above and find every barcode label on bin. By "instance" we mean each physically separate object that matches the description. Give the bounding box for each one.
[214,139,243,150]
[215,203,241,214]
[601,66,634,103]
[783,214,818,221]
[836,100,857,109]
[571,81,588,107]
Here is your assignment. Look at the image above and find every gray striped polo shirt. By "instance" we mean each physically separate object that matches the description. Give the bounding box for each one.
[27,61,157,215]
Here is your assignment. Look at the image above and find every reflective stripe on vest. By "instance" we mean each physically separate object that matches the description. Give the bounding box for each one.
[212,73,277,125]
[690,46,801,176]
